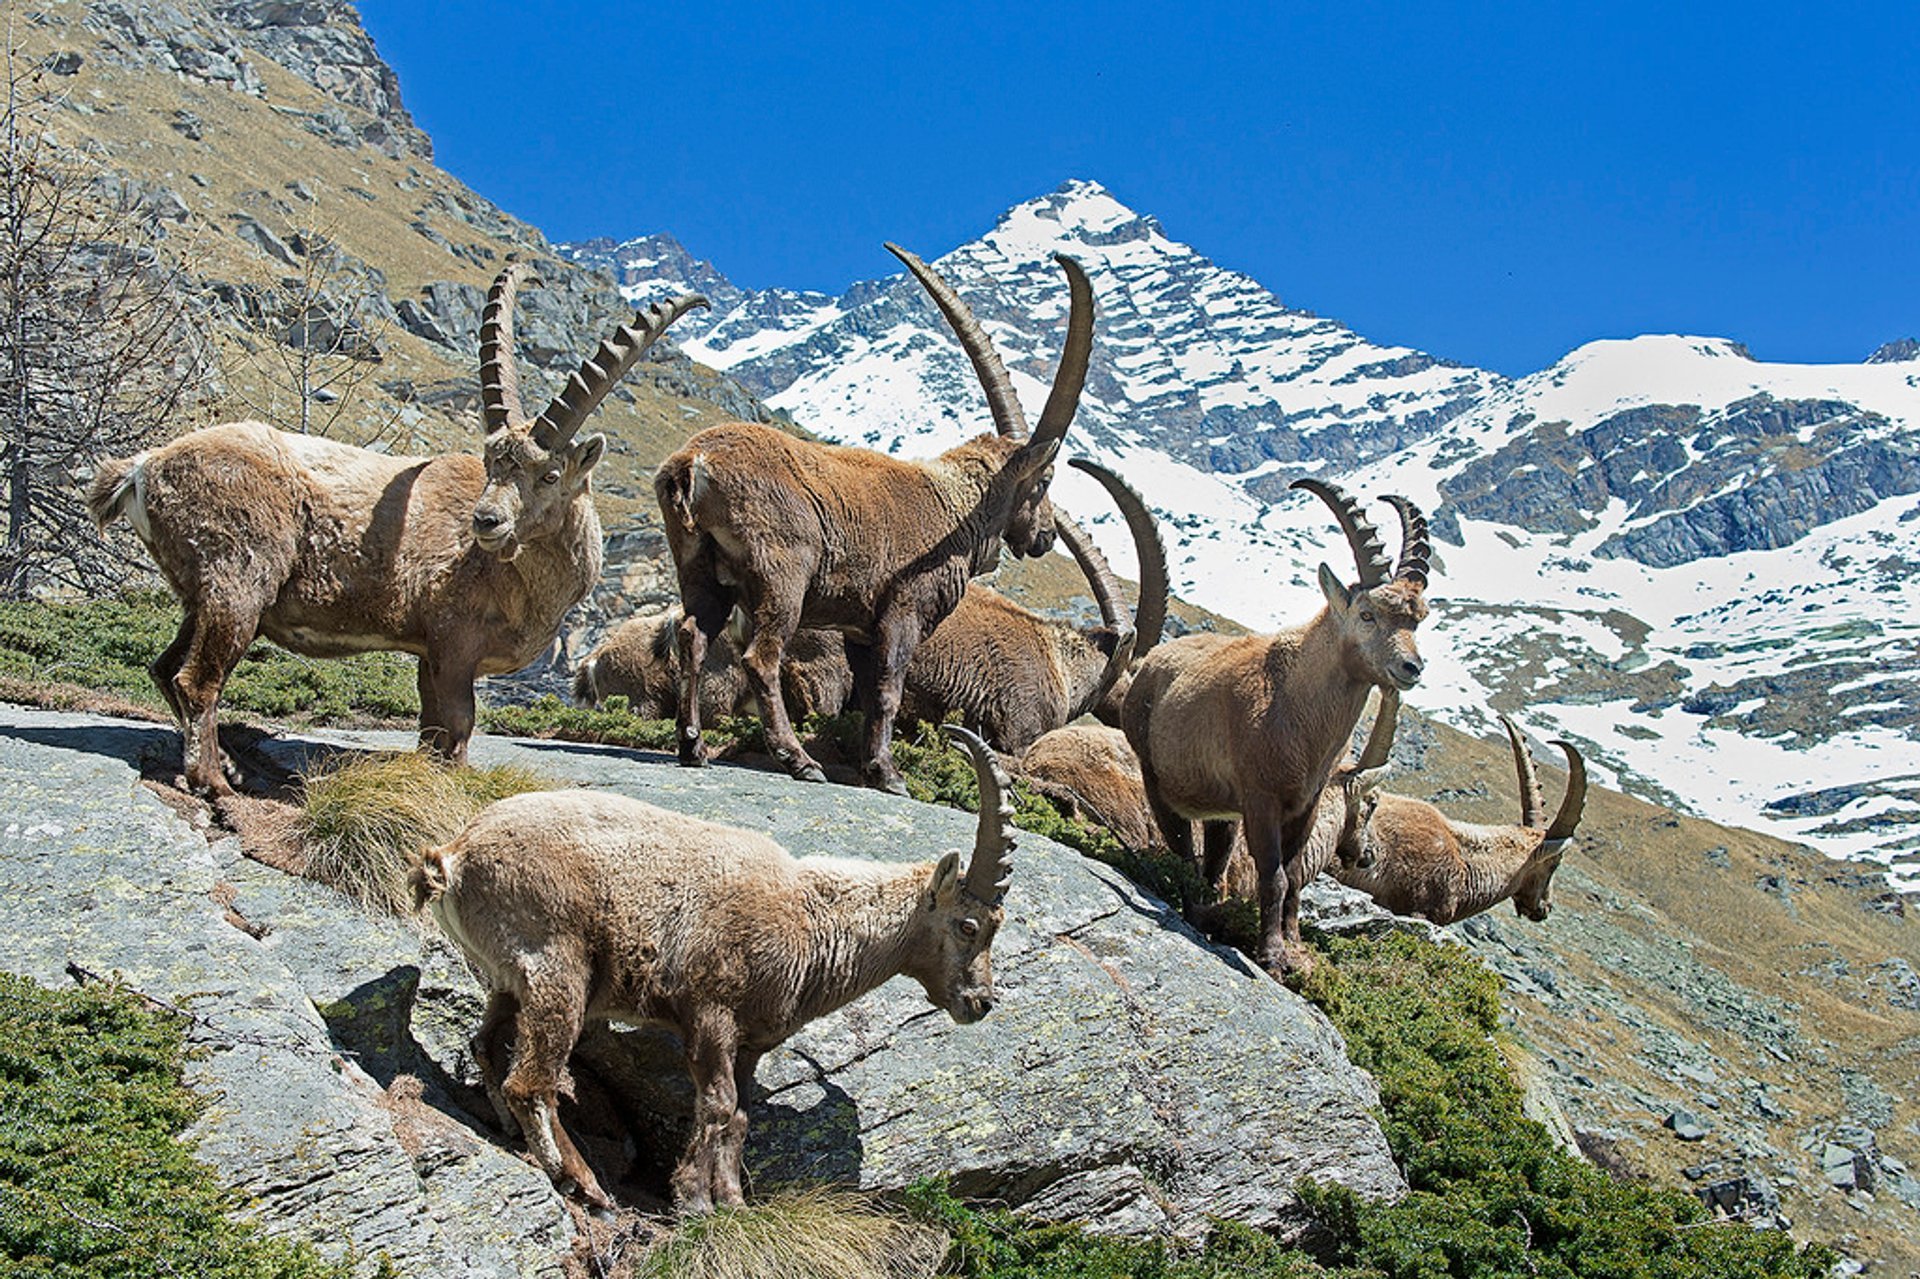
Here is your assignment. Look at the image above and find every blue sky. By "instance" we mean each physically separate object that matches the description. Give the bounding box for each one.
[358,1,1916,377]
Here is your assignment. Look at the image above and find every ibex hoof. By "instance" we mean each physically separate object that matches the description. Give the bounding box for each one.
[792,762,827,784]
[862,766,908,796]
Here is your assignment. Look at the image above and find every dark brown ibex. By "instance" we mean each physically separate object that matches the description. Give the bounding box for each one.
[655,245,1091,792]
[1335,717,1587,924]
[1122,481,1432,976]
[411,725,1016,1216]
[572,607,853,723]
[901,458,1169,750]
[87,265,705,795]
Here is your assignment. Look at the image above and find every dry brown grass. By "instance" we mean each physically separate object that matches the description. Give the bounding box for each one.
[296,751,556,914]
[628,1189,947,1279]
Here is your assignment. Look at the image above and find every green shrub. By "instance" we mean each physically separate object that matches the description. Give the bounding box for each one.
[0,592,418,724]
[0,973,370,1278]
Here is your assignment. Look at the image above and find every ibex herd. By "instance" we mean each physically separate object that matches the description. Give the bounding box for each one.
[95,248,1589,1216]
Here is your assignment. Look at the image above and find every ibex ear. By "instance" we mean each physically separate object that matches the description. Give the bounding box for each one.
[1013,438,1061,480]
[1318,562,1352,611]
[571,433,607,474]
[930,851,962,903]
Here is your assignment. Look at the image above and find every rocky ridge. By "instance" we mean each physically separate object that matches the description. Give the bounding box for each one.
[0,706,1403,1271]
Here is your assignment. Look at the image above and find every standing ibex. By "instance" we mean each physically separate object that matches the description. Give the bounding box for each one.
[410,725,1017,1216]
[1122,480,1431,976]
[901,458,1169,750]
[1335,716,1587,924]
[572,607,853,723]
[88,265,705,795]
[656,244,1091,792]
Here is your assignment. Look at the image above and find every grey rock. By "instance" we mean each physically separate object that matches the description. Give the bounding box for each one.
[1866,337,1919,364]
[45,50,84,75]
[233,213,299,265]
[1665,1108,1711,1141]
[0,707,1405,1251]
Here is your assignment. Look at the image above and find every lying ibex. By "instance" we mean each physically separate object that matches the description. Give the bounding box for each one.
[572,607,853,723]
[1334,716,1587,924]
[410,724,1016,1215]
[1122,480,1431,976]
[901,458,1169,750]
[88,265,704,794]
[656,244,1091,792]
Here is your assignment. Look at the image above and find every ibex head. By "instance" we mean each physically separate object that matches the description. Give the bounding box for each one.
[1501,715,1587,921]
[1292,479,1432,692]
[888,245,1093,561]
[471,264,707,559]
[916,724,1018,1024]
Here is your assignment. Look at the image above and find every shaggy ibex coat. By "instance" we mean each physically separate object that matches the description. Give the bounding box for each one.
[901,458,1169,751]
[572,607,853,723]
[655,244,1092,792]
[1122,480,1432,976]
[1335,716,1587,924]
[411,725,1017,1215]
[88,265,704,795]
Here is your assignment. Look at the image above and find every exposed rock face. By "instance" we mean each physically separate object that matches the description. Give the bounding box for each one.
[0,706,1404,1266]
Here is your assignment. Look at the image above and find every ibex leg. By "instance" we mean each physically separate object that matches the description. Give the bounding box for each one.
[738,597,825,784]
[674,571,733,767]
[418,654,478,764]
[149,612,195,728]
[501,966,610,1212]
[171,601,255,797]
[672,1011,741,1216]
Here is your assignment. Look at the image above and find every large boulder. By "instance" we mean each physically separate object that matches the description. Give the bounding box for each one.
[0,707,1403,1269]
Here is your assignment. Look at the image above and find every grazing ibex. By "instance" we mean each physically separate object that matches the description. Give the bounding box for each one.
[410,725,1017,1216]
[901,458,1169,750]
[1122,480,1431,976]
[88,265,705,795]
[1335,716,1587,924]
[572,607,853,723]
[655,244,1092,792]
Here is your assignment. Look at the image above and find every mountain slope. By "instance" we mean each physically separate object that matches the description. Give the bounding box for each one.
[566,188,1920,886]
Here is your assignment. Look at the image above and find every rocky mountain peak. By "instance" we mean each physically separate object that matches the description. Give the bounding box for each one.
[1867,336,1920,364]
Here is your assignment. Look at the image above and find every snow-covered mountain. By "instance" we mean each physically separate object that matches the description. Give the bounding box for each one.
[563,181,1920,887]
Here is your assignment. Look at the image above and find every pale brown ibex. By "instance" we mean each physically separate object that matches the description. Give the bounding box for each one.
[410,724,1017,1216]
[901,457,1169,750]
[1122,480,1432,976]
[1334,716,1587,924]
[89,265,705,795]
[572,607,853,723]
[656,244,1092,792]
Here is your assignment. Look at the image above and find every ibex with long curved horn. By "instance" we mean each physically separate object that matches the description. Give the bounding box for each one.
[1335,717,1587,924]
[901,458,1169,751]
[87,265,705,794]
[656,245,1092,791]
[410,724,1017,1215]
[1122,480,1432,976]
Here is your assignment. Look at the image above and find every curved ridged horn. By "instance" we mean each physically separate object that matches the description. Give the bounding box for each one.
[1382,494,1432,586]
[1500,714,1545,828]
[531,292,710,449]
[1053,510,1135,716]
[944,723,1016,905]
[1290,478,1391,588]
[479,263,537,434]
[1069,458,1168,660]
[886,243,1028,439]
[1353,687,1400,773]
[1543,741,1587,842]
[1029,253,1094,453]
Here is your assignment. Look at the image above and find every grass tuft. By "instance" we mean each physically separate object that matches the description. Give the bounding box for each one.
[631,1187,947,1279]
[297,751,555,914]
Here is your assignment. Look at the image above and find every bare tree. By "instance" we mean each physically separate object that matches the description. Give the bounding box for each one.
[0,11,211,596]
[218,215,399,444]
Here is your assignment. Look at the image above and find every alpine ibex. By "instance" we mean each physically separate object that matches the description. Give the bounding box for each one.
[1334,717,1586,924]
[410,725,1017,1216]
[901,458,1169,750]
[1122,480,1432,976]
[88,265,705,795]
[572,607,853,723]
[656,244,1091,792]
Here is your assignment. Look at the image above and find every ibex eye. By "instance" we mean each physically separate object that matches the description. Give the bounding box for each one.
[958,919,979,939]
[541,470,562,485]
[1359,610,1376,624]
